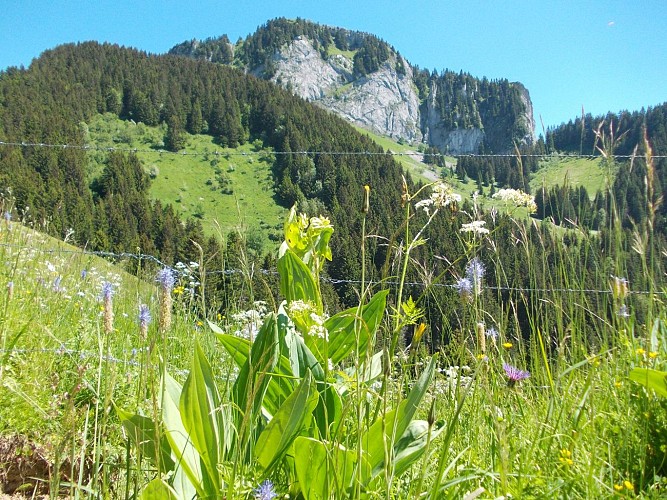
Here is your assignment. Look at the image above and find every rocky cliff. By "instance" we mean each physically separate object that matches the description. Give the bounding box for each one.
[170,19,535,154]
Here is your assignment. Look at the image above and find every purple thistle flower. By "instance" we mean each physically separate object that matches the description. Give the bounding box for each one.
[503,363,531,387]
[100,281,114,300]
[156,267,176,291]
[254,479,277,500]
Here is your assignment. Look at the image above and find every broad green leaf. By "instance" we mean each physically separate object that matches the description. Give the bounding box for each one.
[362,355,437,473]
[278,249,322,312]
[314,384,343,439]
[233,313,280,427]
[180,341,222,493]
[116,406,174,472]
[139,478,179,500]
[281,309,325,381]
[322,290,388,364]
[159,373,205,498]
[294,437,370,500]
[340,351,385,394]
[392,419,446,477]
[216,329,296,417]
[256,371,318,472]
[629,367,667,398]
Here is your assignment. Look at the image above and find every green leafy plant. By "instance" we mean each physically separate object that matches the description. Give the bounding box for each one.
[118,205,442,498]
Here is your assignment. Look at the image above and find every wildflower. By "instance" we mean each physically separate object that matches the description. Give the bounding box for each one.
[254,479,277,500]
[3,211,11,222]
[503,363,530,387]
[156,267,176,291]
[649,351,658,359]
[100,281,114,334]
[636,348,646,356]
[460,220,490,235]
[492,188,537,212]
[454,276,473,298]
[502,342,513,349]
[611,275,629,300]
[613,484,624,492]
[465,257,485,295]
[6,281,13,301]
[431,182,462,209]
[559,449,573,466]
[100,281,114,301]
[486,327,499,341]
[617,304,630,318]
[415,182,461,214]
[476,322,486,353]
[52,276,63,293]
[623,480,634,491]
[156,268,174,332]
[80,269,87,280]
[138,304,151,339]
[587,355,601,367]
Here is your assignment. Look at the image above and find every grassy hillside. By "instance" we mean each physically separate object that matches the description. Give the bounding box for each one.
[87,114,286,245]
[1,198,666,498]
[87,114,593,241]
[530,155,609,197]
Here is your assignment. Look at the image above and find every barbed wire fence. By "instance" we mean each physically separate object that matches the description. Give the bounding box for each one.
[1,241,663,296]
[1,140,665,160]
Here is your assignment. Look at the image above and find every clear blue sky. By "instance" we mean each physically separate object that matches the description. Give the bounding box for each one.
[1,0,666,131]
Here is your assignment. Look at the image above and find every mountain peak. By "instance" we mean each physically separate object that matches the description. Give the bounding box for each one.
[169,18,535,153]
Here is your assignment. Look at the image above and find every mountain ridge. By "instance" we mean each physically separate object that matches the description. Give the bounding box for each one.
[169,18,535,154]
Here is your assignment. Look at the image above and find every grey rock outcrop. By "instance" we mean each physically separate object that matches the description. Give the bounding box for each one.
[264,38,422,143]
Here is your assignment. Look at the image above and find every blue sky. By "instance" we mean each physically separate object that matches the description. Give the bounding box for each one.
[1,0,666,131]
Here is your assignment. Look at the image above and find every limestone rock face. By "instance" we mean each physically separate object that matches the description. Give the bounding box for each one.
[265,38,422,143]
[319,57,422,143]
[172,29,536,154]
[422,82,485,154]
[266,38,343,101]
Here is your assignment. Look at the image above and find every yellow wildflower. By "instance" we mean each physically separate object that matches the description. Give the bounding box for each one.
[558,449,573,466]
[613,484,624,492]
[623,480,634,490]
[649,351,658,359]
[502,342,513,349]
[636,348,646,356]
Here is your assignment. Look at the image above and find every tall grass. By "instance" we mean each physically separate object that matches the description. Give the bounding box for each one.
[0,144,666,499]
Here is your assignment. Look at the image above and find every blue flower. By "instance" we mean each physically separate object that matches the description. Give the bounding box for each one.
[454,277,473,297]
[254,479,277,500]
[138,304,151,327]
[465,257,485,294]
[156,267,176,291]
[100,281,114,300]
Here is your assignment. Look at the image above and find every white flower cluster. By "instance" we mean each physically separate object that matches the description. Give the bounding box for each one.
[307,312,328,340]
[460,220,490,235]
[230,301,268,339]
[433,365,473,397]
[492,188,537,213]
[415,182,462,215]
